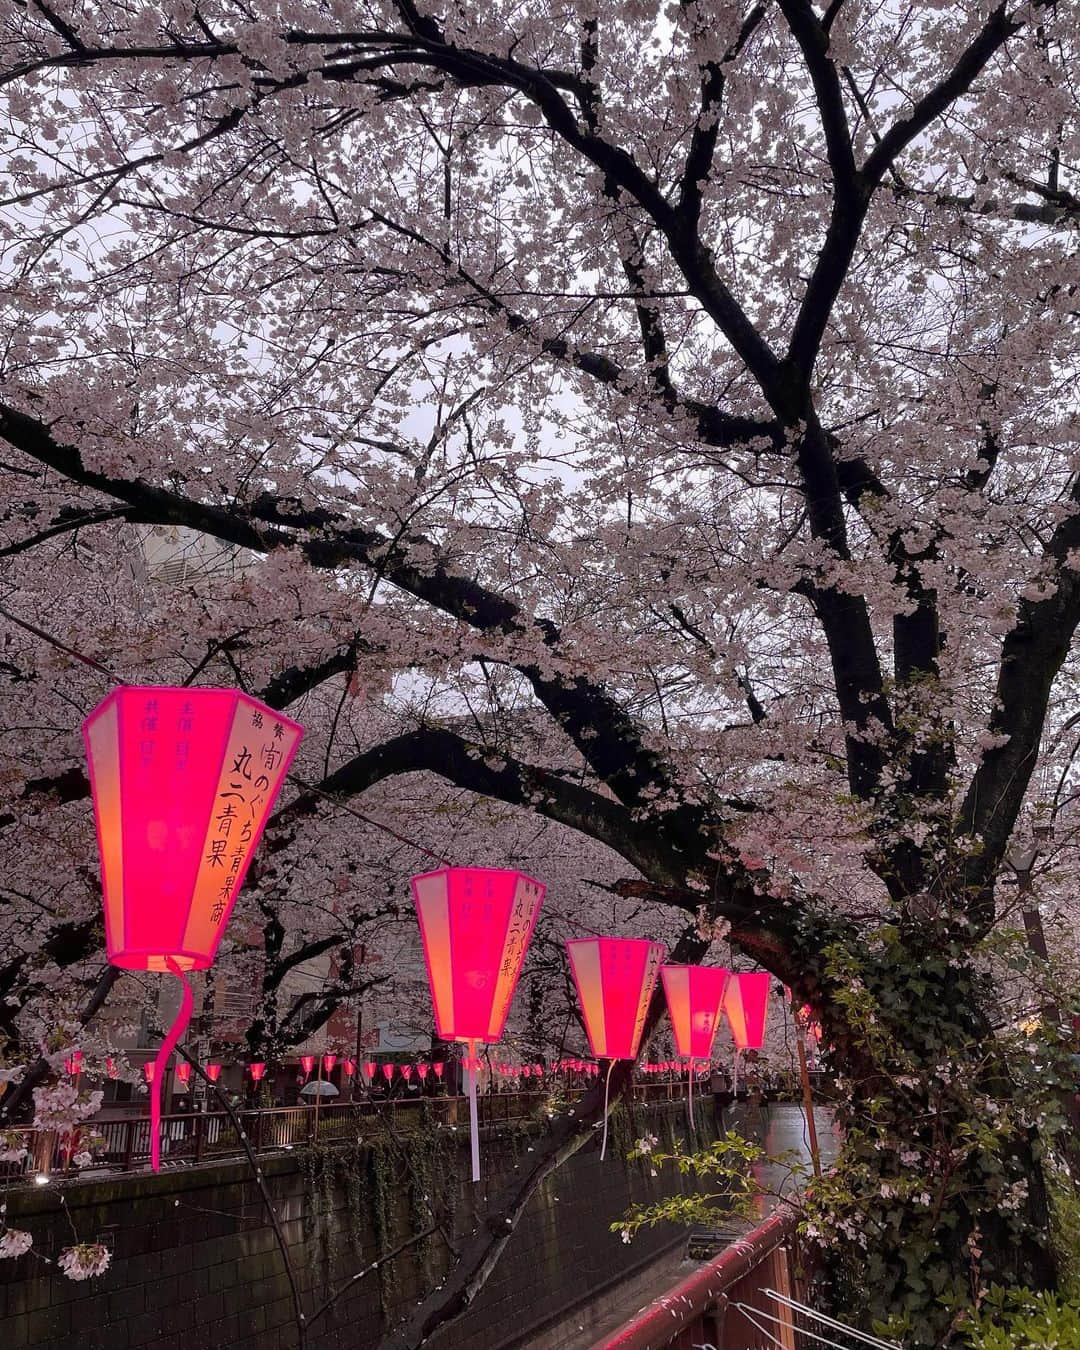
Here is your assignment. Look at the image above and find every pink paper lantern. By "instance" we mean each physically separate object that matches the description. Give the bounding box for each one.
[143,1062,156,1083]
[363,1061,376,1080]
[433,1062,445,1079]
[417,1063,430,1080]
[322,1053,337,1074]
[300,1054,315,1077]
[401,1065,413,1081]
[566,937,666,1061]
[382,1063,395,1082]
[343,1059,356,1078]
[64,1050,83,1077]
[249,1062,266,1082]
[83,685,303,1170]
[205,1063,221,1082]
[410,867,545,1049]
[175,1062,192,1085]
[661,965,730,1061]
[106,1057,118,1080]
[724,972,772,1050]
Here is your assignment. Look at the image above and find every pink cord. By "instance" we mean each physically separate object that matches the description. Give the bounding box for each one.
[150,958,194,1171]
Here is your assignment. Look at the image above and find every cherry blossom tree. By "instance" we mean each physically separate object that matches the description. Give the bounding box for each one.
[2,1,1080,1343]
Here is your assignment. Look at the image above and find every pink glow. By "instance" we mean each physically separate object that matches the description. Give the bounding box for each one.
[411,867,545,1044]
[248,1062,266,1082]
[205,1063,221,1082]
[724,972,772,1050]
[566,937,666,1060]
[417,1063,430,1080]
[83,686,303,973]
[300,1055,315,1077]
[661,965,730,1060]
[382,1063,395,1081]
[433,1062,445,1079]
[322,1053,337,1074]
[175,1062,192,1084]
[343,1059,356,1077]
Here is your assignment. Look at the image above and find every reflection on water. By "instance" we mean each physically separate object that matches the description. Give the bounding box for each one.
[723,1102,840,1210]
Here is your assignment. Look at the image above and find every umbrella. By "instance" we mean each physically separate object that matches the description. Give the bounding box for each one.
[300,1081,339,1098]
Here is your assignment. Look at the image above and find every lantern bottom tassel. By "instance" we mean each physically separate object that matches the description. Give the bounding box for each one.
[687,1057,695,1133]
[150,957,194,1172]
[599,1059,616,1162]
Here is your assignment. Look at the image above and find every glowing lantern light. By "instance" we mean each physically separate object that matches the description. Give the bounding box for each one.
[363,1061,376,1081]
[106,1057,118,1080]
[382,1063,395,1082]
[175,1062,192,1085]
[401,1064,413,1080]
[248,1062,266,1083]
[433,1062,445,1080]
[322,1053,337,1074]
[64,1051,83,1077]
[83,685,303,1170]
[143,1062,156,1084]
[417,1063,430,1081]
[724,971,772,1094]
[661,964,730,1128]
[300,1055,315,1078]
[566,936,665,1159]
[411,866,546,1180]
[343,1058,356,1078]
[205,1063,221,1082]
[724,972,771,1050]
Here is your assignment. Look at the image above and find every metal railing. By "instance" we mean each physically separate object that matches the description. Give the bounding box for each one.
[1,1081,694,1182]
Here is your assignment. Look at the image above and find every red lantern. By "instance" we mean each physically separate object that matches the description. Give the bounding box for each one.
[724,972,771,1051]
[248,1062,266,1083]
[106,1057,118,1080]
[363,1061,376,1081]
[64,1050,83,1077]
[401,1064,413,1081]
[205,1063,221,1082]
[322,1053,337,1074]
[661,965,730,1060]
[143,1062,156,1084]
[412,865,545,1181]
[566,938,665,1061]
[433,1062,445,1080]
[343,1059,356,1078]
[411,867,545,1047]
[300,1054,315,1078]
[417,1063,430,1080]
[175,1062,192,1085]
[566,937,664,1160]
[382,1063,395,1082]
[83,685,303,1169]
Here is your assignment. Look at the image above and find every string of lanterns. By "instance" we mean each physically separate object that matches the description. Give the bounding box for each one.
[80,685,783,1174]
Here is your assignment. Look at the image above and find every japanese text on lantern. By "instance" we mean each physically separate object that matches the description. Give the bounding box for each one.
[185,704,299,953]
[630,943,663,1055]
[487,877,543,1038]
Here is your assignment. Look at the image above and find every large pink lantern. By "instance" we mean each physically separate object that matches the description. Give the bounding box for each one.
[566,937,665,1159]
[411,866,545,1181]
[566,937,665,1060]
[660,965,729,1128]
[83,685,303,1170]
